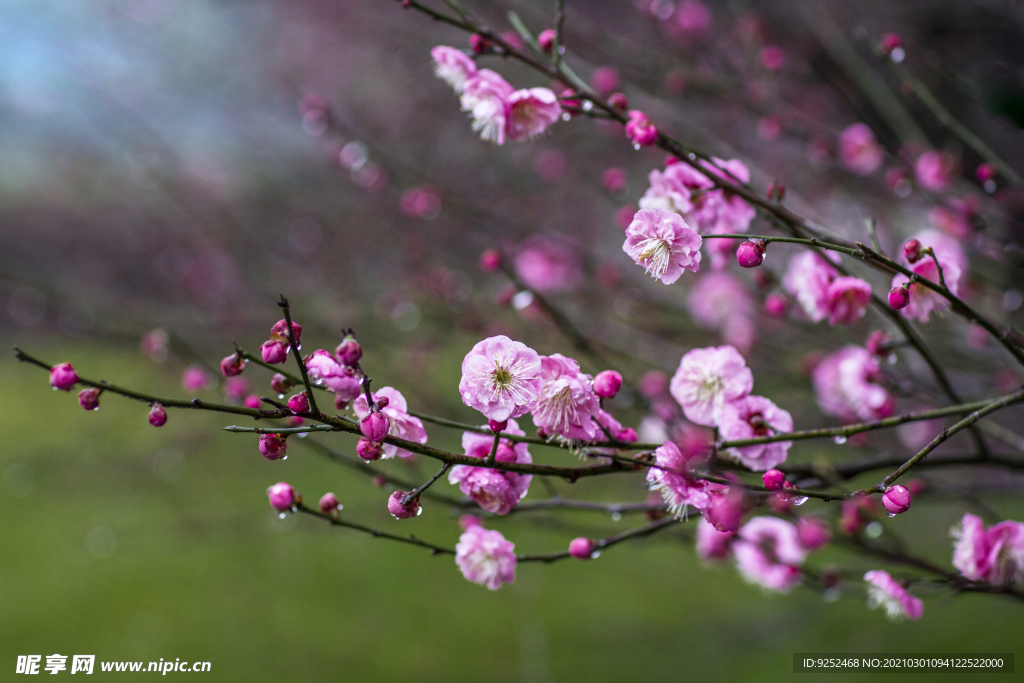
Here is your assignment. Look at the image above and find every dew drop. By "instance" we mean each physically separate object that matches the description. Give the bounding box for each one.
[591,550,601,559]
[792,495,809,506]
[890,47,905,63]
[823,587,841,603]
[277,394,285,399]
[561,113,571,121]
[416,507,423,516]
[315,379,323,386]
[984,179,996,194]
[865,521,883,538]
[611,511,622,521]
[282,455,288,460]
[278,512,286,519]
[887,354,897,365]
[887,512,896,518]
[336,504,344,511]
[632,143,641,151]
[298,433,307,439]
[687,153,696,160]
[833,435,847,445]
[582,100,593,112]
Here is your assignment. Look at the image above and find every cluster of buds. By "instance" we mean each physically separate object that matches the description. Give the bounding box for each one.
[260,319,302,365]
[358,391,391,461]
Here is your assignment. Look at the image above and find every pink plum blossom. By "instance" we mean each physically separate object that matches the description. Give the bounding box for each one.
[78,388,100,411]
[623,208,702,284]
[625,110,658,147]
[506,88,561,141]
[181,366,211,392]
[460,69,515,144]
[304,349,362,404]
[812,346,893,422]
[669,345,753,426]
[639,161,707,215]
[717,395,793,471]
[951,513,1024,585]
[459,335,543,422]
[266,482,295,512]
[891,229,966,323]
[449,419,532,515]
[686,271,756,353]
[838,123,884,175]
[431,46,477,93]
[593,370,623,399]
[864,570,923,620]
[353,387,428,459]
[530,354,602,441]
[388,491,421,519]
[696,518,734,560]
[782,252,837,323]
[569,537,594,559]
[733,516,806,592]
[646,441,714,517]
[514,234,583,292]
[455,524,517,590]
[915,150,958,192]
[49,362,78,391]
[826,276,872,324]
[796,517,831,551]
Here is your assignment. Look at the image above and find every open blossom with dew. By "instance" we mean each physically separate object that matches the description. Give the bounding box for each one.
[733,517,806,592]
[891,229,966,323]
[826,276,872,325]
[449,419,532,515]
[514,234,583,292]
[431,46,477,93]
[863,570,923,620]
[646,441,714,517]
[460,69,515,144]
[623,208,702,284]
[951,513,1024,585]
[455,524,517,590]
[530,354,602,442]
[304,350,362,404]
[838,123,883,175]
[459,336,542,423]
[717,395,793,471]
[670,345,753,426]
[506,88,561,141]
[353,387,427,459]
[813,346,893,422]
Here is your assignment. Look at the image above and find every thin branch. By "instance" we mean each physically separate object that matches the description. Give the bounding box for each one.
[402,463,453,506]
[277,296,320,416]
[294,503,456,555]
[517,516,682,563]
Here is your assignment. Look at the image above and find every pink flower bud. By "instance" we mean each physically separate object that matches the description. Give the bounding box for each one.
[608,92,628,110]
[882,484,912,516]
[78,388,101,411]
[148,403,167,427]
[259,433,287,460]
[267,482,295,512]
[537,28,557,53]
[593,370,623,399]
[625,110,658,147]
[736,240,766,268]
[319,492,340,514]
[888,284,910,310]
[220,353,245,377]
[601,167,627,193]
[50,362,78,391]
[903,238,923,263]
[569,537,593,559]
[762,469,786,491]
[590,66,619,96]
[334,394,351,411]
[357,438,384,461]
[261,340,288,365]
[617,427,638,443]
[500,30,523,50]
[704,490,745,533]
[865,330,892,356]
[181,366,210,392]
[469,33,491,54]
[797,517,832,551]
[287,391,309,414]
[243,395,262,409]
[764,293,788,318]
[766,181,786,200]
[372,475,387,487]
[388,491,421,519]
[879,33,902,55]
[269,319,302,345]
[479,248,501,272]
[488,419,508,433]
[285,416,303,428]
[759,45,785,71]
[375,397,390,410]
[335,335,363,365]
[976,163,996,183]
[270,373,293,395]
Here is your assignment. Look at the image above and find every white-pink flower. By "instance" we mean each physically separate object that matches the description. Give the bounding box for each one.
[838,123,884,176]
[431,46,478,93]
[718,395,793,471]
[449,419,532,515]
[951,513,1024,585]
[623,207,702,284]
[864,570,923,620]
[460,69,515,144]
[733,516,806,592]
[646,441,714,517]
[506,88,561,141]
[305,349,361,403]
[459,335,543,422]
[455,524,517,590]
[530,354,602,442]
[891,229,966,323]
[352,387,428,459]
[639,162,709,215]
[670,345,753,426]
[812,346,894,422]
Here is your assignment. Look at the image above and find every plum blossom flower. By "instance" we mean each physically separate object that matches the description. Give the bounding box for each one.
[353,387,428,459]
[623,208,702,284]
[669,345,753,426]
[646,441,714,517]
[863,570,923,620]
[696,517,734,560]
[733,517,806,592]
[530,354,602,442]
[838,123,884,175]
[514,234,583,292]
[812,346,893,422]
[951,513,1024,585]
[717,395,793,471]
[305,350,362,405]
[639,161,708,215]
[449,419,532,515]
[782,252,836,322]
[826,276,872,325]
[891,229,966,323]
[460,69,515,144]
[915,150,958,192]
[431,46,478,93]
[506,88,561,141]
[459,336,543,422]
[455,524,517,590]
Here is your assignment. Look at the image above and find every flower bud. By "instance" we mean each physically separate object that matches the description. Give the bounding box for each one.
[319,492,340,514]
[388,491,421,519]
[537,28,557,53]
[78,388,101,411]
[764,293,788,318]
[568,537,593,559]
[797,517,832,551]
[488,419,508,433]
[736,240,766,268]
[267,482,295,512]
[335,335,363,366]
[625,110,658,147]
[593,370,623,399]
[50,362,78,391]
[269,319,302,345]
[357,438,384,461]
[879,33,902,56]
[148,403,167,427]
[865,330,892,356]
[469,33,491,54]
[220,353,245,377]
[882,484,912,516]
[617,427,638,443]
[607,92,628,110]
[976,163,996,183]
[243,394,262,409]
[704,490,745,533]
[361,412,390,442]
[270,373,293,395]
[375,397,390,410]
[902,238,923,263]
[372,474,387,487]
[479,248,501,272]
[287,391,310,414]
[888,284,910,310]
[259,433,287,460]
[762,469,786,491]
[334,394,351,411]
[261,340,288,365]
